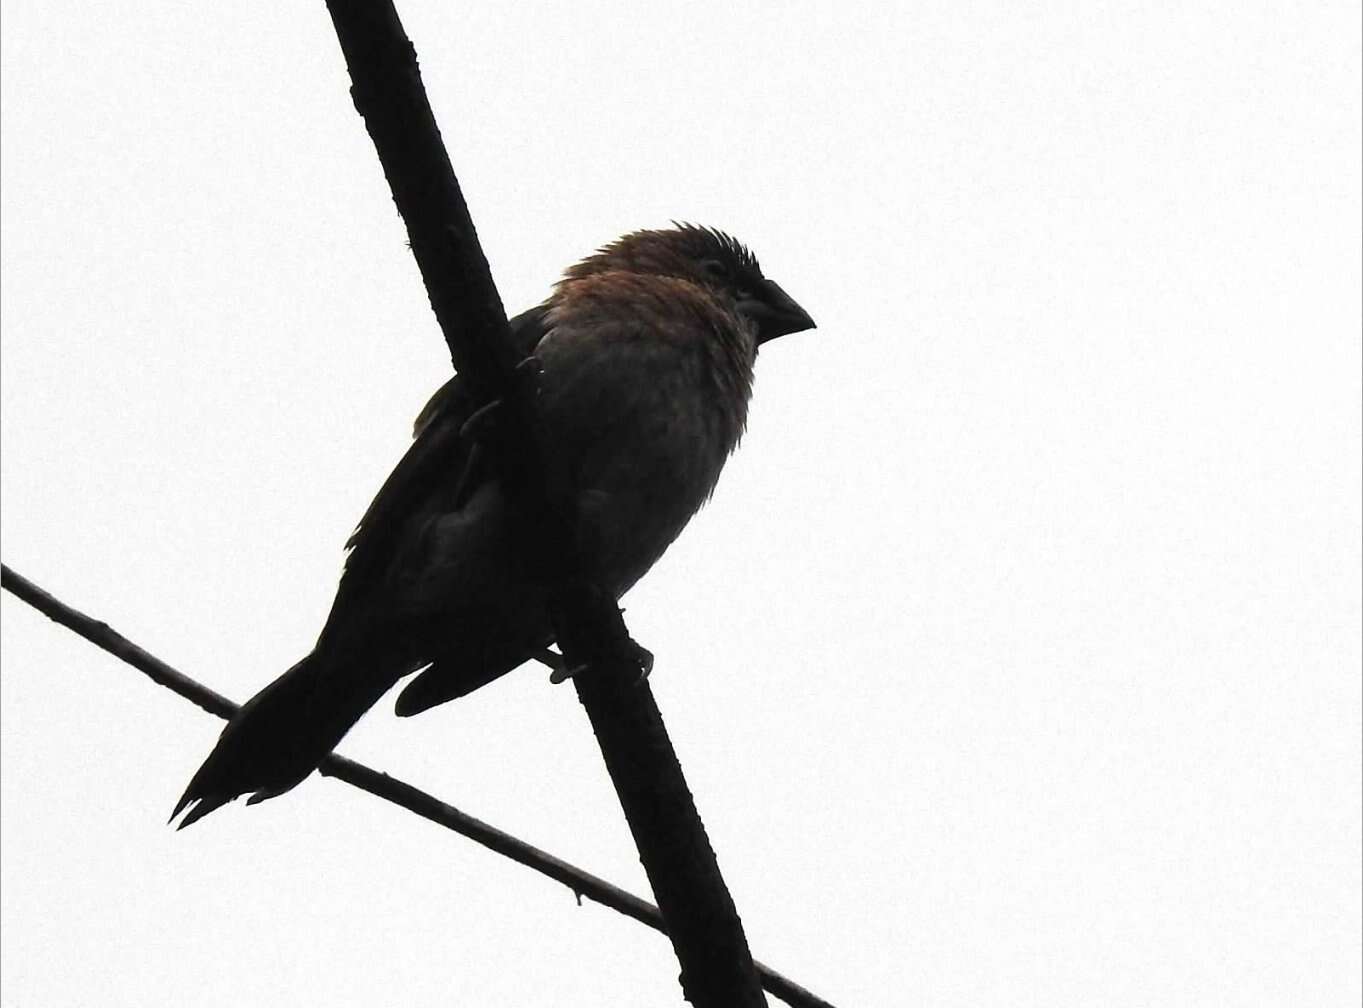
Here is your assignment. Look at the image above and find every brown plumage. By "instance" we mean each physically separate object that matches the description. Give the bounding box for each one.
[173,225,814,828]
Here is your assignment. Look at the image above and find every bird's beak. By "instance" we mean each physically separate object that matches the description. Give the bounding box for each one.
[739,279,816,344]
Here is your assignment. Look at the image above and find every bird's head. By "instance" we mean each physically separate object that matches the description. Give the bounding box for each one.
[561,224,815,344]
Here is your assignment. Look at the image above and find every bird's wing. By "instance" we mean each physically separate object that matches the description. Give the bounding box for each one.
[315,306,548,647]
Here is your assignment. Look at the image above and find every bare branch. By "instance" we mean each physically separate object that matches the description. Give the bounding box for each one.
[1,564,836,1008]
[322,3,768,1002]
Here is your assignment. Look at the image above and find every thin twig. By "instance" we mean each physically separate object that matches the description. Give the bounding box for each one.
[0,563,836,1008]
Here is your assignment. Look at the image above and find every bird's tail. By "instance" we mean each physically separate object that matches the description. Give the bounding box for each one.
[172,651,390,829]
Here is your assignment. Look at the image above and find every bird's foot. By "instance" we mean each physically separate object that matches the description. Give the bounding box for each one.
[540,638,653,685]
[534,648,579,684]
[549,661,588,685]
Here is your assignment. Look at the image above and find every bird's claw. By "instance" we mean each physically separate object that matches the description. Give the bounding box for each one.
[459,357,543,445]
[459,398,503,442]
[629,640,654,683]
[514,354,543,384]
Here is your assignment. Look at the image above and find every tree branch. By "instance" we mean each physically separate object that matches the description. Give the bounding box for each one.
[1,564,835,1008]
[322,2,767,1003]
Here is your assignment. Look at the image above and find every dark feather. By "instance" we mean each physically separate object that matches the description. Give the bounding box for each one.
[173,226,810,826]
[318,306,549,648]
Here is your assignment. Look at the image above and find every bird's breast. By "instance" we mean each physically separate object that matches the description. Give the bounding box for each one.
[537,331,751,595]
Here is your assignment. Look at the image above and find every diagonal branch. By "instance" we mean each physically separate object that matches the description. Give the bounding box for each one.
[1,563,835,1008]
[2,563,828,1002]
[322,3,767,1003]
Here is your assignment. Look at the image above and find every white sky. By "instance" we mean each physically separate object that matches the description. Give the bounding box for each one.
[2,3,1359,1006]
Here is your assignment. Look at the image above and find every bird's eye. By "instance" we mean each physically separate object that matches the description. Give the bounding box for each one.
[701,259,729,280]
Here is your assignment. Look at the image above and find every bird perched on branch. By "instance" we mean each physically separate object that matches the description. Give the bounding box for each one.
[173,224,814,828]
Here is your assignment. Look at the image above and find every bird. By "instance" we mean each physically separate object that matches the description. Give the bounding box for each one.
[172,224,815,828]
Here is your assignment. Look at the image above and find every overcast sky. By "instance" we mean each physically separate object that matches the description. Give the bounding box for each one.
[2,3,1359,1006]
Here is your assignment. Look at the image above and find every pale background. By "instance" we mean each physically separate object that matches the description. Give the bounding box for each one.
[2,3,1359,1006]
